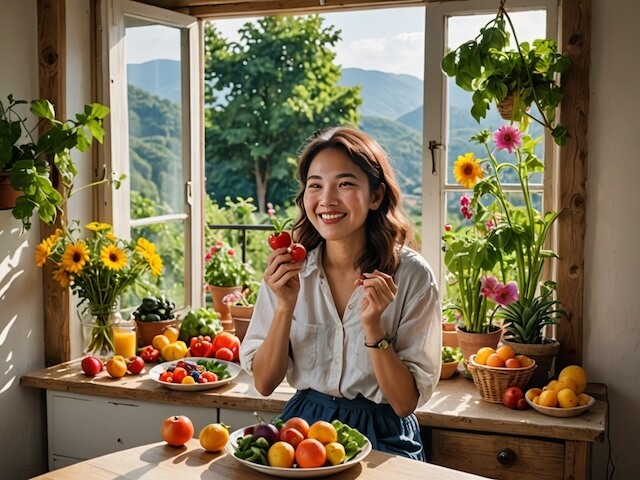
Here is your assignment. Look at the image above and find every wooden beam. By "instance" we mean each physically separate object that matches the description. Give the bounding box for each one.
[556,0,590,368]
[38,0,71,366]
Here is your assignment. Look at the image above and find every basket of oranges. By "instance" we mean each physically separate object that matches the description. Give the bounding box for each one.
[466,346,537,403]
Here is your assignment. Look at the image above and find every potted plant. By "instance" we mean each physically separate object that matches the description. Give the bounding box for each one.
[440,346,463,380]
[441,5,571,146]
[131,295,178,348]
[0,95,112,231]
[223,280,260,341]
[204,239,255,324]
[444,124,565,384]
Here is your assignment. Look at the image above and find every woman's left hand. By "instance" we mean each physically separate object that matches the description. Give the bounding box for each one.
[356,270,397,326]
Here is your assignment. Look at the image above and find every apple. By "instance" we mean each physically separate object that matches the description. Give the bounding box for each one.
[81,355,103,376]
[502,386,524,409]
[127,355,145,374]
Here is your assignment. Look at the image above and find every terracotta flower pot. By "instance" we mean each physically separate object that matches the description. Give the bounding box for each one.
[500,336,561,389]
[440,360,460,380]
[442,322,459,348]
[456,325,502,362]
[207,285,241,323]
[135,318,177,348]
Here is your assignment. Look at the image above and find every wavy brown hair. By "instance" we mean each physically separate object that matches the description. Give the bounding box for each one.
[292,126,414,275]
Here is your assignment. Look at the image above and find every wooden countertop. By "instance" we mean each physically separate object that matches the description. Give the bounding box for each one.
[21,359,606,443]
[31,437,491,479]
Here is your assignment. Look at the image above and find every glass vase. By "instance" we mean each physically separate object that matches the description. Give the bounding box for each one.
[79,303,121,360]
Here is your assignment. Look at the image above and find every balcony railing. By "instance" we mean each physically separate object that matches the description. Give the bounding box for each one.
[207,223,275,263]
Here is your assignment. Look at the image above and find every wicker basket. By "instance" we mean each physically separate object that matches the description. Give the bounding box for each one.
[467,354,537,403]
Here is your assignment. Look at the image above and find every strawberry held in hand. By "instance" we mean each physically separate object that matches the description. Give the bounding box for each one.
[268,216,307,263]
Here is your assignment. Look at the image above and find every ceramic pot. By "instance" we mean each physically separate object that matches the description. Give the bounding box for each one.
[207,285,241,322]
[456,325,502,362]
[442,322,459,348]
[501,336,561,389]
[135,318,177,348]
[232,317,251,342]
[440,360,460,380]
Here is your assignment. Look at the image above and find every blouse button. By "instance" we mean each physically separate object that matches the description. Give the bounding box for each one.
[348,304,354,309]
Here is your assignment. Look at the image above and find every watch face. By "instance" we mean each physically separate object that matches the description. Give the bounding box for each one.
[378,339,389,349]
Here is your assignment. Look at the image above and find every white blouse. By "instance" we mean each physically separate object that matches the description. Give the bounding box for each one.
[240,245,442,407]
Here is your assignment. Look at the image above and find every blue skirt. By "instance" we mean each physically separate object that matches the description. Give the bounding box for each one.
[280,389,426,462]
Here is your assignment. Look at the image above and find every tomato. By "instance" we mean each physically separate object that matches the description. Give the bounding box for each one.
[127,355,145,374]
[268,231,292,250]
[81,356,103,376]
[211,332,241,358]
[502,386,525,409]
[159,371,174,382]
[279,427,304,448]
[200,371,218,383]
[172,366,188,383]
[288,243,307,262]
[161,415,195,447]
[214,347,235,362]
[295,438,327,468]
[199,423,230,452]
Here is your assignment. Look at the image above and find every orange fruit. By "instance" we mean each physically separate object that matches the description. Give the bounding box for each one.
[267,441,295,468]
[307,420,337,445]
[578,393,591,406]
[538,389,558,407]
[557,388,578,408]
[496,345,515,361]
[105,355,127,378]
[485,353,505,368]
[558,365,587,394]
[282,417,310,438]
[526,388,542,402]
[515,354,533,367]
[295,438,327,468]
[504,357,521,369]
[543,380,559,391]
[474,347,496,365]
[552,378,579,394]
[198,423,229,452]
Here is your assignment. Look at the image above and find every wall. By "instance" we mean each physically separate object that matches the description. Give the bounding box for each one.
[0,0,637,477]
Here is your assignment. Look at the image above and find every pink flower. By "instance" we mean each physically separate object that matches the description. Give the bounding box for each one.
[267,202,276,217]
[486,219,496,231]
[481,276,499,297]
[493,125,523,154]
[460,194,473,220]
[227,248,236,257]
[444,224,452,231]
[460,194,471,207]
[492,281,519,306]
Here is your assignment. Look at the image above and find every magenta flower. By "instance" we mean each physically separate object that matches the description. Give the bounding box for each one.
[460,194,471,207]
[460,194,473,220]
[493,125,523,154]
[481,276,499,297]
[492,281,519,306]
[486,219,496,232]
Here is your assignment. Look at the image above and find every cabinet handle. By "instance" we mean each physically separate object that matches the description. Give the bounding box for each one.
[497,448,517,466]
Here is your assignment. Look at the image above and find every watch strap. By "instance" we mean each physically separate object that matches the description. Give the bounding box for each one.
[364,334,396,349]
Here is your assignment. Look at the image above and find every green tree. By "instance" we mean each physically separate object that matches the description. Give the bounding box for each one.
[204,16,362,212]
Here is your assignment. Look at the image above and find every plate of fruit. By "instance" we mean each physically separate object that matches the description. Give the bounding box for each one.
[525,365,594,417]
[148,357,242,391]
[224,417,372,478]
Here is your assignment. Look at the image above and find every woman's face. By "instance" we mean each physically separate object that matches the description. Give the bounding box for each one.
[303,147,382,245]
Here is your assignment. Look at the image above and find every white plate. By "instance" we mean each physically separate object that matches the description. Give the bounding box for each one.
[148,357,242,391]
[525,393,595,417]
[224,427,372,478]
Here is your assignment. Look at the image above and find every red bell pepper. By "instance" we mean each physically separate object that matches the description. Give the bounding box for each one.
[189,335,213,357]
[140,345,160,363]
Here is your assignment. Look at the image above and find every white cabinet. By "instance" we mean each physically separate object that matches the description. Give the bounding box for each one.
[46,391,217,470]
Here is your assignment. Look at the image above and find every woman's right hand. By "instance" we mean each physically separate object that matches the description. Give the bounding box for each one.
[263,247,302,306]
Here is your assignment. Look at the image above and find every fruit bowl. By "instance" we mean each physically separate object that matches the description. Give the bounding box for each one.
[148,357,242,391]
[224,427,372,478]
[525,393,595,417]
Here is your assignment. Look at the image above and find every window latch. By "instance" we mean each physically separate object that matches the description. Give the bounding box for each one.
[428,140,443,175]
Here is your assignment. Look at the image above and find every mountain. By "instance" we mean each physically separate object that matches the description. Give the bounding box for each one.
[128,60,182,104]
[339,68,423,120]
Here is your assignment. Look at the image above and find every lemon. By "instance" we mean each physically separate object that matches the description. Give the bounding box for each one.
[558,365,587,394]
[557,388,578,408]
[474,347,496,365]
[325,442,346,466]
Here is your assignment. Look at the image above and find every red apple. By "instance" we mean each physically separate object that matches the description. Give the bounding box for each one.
[127,355,145,374]
[81,355,103,376]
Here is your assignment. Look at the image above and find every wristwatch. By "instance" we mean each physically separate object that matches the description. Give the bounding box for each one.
[364,334,396,350]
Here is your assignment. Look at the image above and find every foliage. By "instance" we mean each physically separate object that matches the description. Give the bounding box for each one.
[204,239,255,288]
[35,221,163,309]
[442,346,463,363]
[203,16,362,212]
[441,6,570,146]
[0,95,113,230]
[222,280,261,307]
[442,124,564,340]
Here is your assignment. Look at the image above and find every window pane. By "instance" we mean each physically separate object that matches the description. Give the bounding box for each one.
[124,22,187,308]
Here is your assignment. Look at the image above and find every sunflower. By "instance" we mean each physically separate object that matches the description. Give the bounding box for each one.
[52,267,72,288]
[34,241,53,267]
[61,242,90,274]
[453,152,484,189]
[146,252,164,276]
[85,222,111,232]
[136,237,156,256]
[101,244,127,271]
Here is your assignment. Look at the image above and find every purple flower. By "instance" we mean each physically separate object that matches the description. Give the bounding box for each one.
[492,281,519,306]
[493,125,523,154]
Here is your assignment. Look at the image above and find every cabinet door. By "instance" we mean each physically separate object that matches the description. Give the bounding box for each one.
[430,429,564,480]
[47,391,217,466]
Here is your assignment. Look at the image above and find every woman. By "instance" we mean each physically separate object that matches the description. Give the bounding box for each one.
[240,126,441,460]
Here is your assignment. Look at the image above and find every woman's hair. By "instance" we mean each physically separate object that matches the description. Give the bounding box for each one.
[292,126,414,275]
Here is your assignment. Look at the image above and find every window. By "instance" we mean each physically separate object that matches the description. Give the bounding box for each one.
[98,0,203,310]
[100,0,560,310]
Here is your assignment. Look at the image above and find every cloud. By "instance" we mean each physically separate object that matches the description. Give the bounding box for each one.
[334,32,425,79]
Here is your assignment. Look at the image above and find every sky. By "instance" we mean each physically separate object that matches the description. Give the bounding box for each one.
[125,7,545,81]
